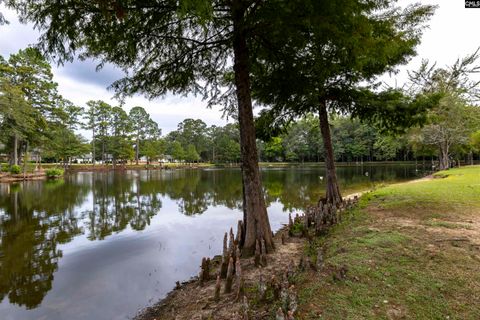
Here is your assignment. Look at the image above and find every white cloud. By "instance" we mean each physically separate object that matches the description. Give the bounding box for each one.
[0,5,230,136]
[53,73,230,136]
[382,0,480,87]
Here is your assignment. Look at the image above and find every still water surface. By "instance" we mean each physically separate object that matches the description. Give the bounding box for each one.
[0,165,426,319]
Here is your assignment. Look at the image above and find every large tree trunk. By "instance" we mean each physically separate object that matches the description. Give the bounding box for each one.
[102,140,105,164]
[92,128,96,167]
[318,101,343,206]
[136,137,140,165]
[438,143,449,170]
[23,141,29,177]
[232,2,274,256]
[11,134,19,166]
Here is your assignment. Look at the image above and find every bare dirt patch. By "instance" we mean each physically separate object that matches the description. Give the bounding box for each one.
[367,204,480,249]
[135,228,306,320]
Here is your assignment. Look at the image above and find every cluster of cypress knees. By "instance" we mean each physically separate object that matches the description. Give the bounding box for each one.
[195,196,359,319]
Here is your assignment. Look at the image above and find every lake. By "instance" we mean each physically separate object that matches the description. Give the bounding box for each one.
[0,164,428,320]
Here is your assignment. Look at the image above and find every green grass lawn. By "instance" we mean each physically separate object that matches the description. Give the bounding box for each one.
[296,166,480,320]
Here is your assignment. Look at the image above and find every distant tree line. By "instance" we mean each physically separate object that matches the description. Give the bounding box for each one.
[0,48,242,166]
[0,48,89,167]
[2,47,478,168]
[257,110,480,165]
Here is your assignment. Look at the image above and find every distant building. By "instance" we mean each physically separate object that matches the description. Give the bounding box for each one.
[160,155,174,163]
[72,153,94,164]
[0,145,43,163]
[0,143,7,162]
[30,148,42,163]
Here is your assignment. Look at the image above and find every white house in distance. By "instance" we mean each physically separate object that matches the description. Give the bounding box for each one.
[69,153,179,164]
[72,153,94,164]
[0,143,7,162]
[0,144,41,163]
[160,155,176,163]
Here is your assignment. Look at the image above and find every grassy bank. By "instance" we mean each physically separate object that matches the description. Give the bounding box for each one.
[296,166,480,319]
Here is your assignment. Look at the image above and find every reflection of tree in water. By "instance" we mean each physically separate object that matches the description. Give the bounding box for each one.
[151,167,395,215]
[0,172,166,309]
[0,165,423,310]
[153,168,320,214]
[154,169,243,215]
[261,165,423,212]
[262,169,323,212]
[0,180,88,309]
[85,172,163,240]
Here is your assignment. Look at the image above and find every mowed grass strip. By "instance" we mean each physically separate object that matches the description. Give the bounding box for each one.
[296,166,480,320]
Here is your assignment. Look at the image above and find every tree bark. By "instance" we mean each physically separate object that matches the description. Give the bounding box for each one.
[318,101,342,206]
[92,128,96,167]
[12,134,19,166]
[232,1,274,256]
[136,137,140,165]
[102,140,105,164]
[23,141,29,177]
[438,143,449,170]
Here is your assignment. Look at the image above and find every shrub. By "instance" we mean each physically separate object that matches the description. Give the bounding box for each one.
[1,164,9,173]
[10,165,21,174]
[290,220,305,236]
[45,168,64,178]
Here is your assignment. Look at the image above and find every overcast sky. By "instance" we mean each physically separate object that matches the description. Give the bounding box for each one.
[0,5,229,135]
[1,1,479,135]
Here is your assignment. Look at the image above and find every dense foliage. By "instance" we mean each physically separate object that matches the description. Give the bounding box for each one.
[257,112,480,164]
[251,0,436,205]
[1,47,478,168]
[0,48,88,167]
[407,51,480,169]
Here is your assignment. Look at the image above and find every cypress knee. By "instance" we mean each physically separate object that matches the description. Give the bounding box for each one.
[271,275,281,300]
[260,239,268,266]
[288,213,294,236]
[235,259,244,300]
[214,275,221,301]
[258,274,267,302]
[276,308,286,320]
[223,232,228,257]
[225,257,234,293]
[220,255,228,278]
[254,239,261,267]
[316,249,324,271]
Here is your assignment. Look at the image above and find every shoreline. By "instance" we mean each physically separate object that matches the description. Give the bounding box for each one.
[65,164,209,172]
[133,172,435,320]
[134,197,364,319]
[0,172,47,182]
[292,166,480,318]
[0,161,437,181]
[0,164,211,182]
[134,224,308,320]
